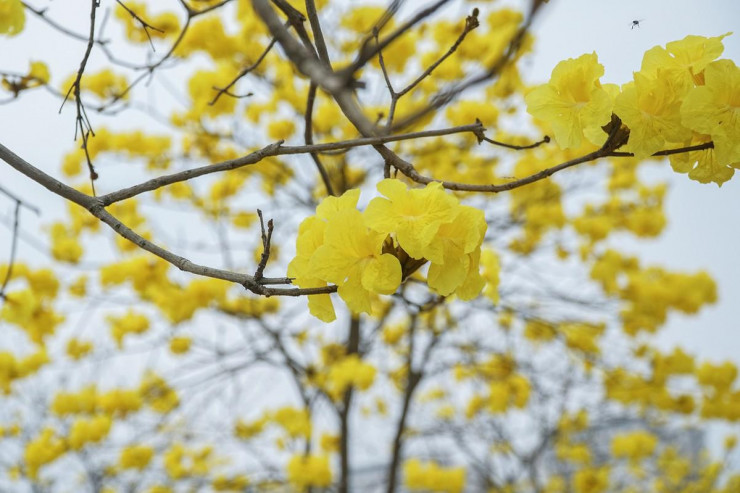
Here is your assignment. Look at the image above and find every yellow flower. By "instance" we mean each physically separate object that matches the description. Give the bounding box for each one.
[404,459,466,493]
[272,406,311,439]
[24,428,66,479]
[120,444,154,470]
[525,53,613,149]
[324,354,377,401]
[68,415,112,450]
[640,33,731,92]
[287,454,332,488]
[310,207,402,314]
[681,59,740,167]
[614,73,691,158]
[169,336,192,355]
[612,431,658,462]
[139,372,179,413]
[107,310,150,348]
[66,338,94,360]
[426,206,486,297]
[288,190,363,322]
[573,467,609,493]
[364,179,458,264]
[0,0,25,36]
[28,61,50,84]
[267,119,296,140]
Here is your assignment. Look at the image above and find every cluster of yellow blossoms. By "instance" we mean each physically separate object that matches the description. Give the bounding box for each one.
[0,0,24,36]
[289,179,487,321]
[527,33,739,185]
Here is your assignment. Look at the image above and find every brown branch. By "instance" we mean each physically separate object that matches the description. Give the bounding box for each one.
[608,141,714,157]
[341,0,453,78]
[254,209,273,281]
[304,0,330,66]
[22,1,104,43]
[60,0,101,192]
[0,142,336,297]
[0,202,21,301]
[386,316,421,493]
[98,124,483,205]
[388,0,544,132]
[209,32,281,105]
[396,8,479,99]
[482,133,550,151]
[338,316,361,493]
[0,184,41,215]
[382,10,478,129]
[305,82,336,196]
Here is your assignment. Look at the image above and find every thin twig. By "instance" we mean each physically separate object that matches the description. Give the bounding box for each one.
[389,1,544,132]
[254,209,273,281]
[341,0,452,77]
[60,0,100,192]
[0,202,21,300]
[209,32,281,105]
[397,8,479,99]
[115,0,165,51]
[0,142,336,297]
[0,184,41,215]
[305,82,336,196]
[305,0,330,66]
[98,124,484,205]
[482,133,550,151]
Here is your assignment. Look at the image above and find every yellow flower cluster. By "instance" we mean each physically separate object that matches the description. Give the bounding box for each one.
[0,0,24,36]
[235,405,313,443]
[23,428,66,479]
[212,474,250,491]
[107,310,150,347]
[51,385,143,417]
[590,250,716,335]
[612,430,658,463]
[114,2,180,43]
[466,373,530,417]
[119,444,155,470]
[61,68,129,101]
[572,467,609,493]
[0,265,64,344]
[164,443,213,479]
[101,256,264,324]
[139,372,179,413]
[403,459,466,493]
[1,61,50,95]
[322,354,376,401]
[289,179,487,322]
[169,336,192,355]
[66,338,94,360]
[0,349,49,394]
[527,33,740,185]
[286,454,332,489]
[62,127,172,177]
[68,414,112,450]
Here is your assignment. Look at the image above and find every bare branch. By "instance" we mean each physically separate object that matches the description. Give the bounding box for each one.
[0,142,336,297]
[209,34,280,105]
[305,82,336,196]
[0,202,21,301]
[98,124,483,204]
[254,209,274,281]
[115,0,165,51]
[341,0,453,77]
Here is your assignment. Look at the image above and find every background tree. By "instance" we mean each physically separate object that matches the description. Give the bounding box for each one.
[1,0,739,492]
